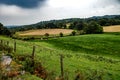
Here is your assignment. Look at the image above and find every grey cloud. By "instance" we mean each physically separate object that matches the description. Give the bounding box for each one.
[0,0,120,26]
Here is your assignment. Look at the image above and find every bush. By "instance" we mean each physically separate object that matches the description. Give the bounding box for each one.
[0,23,12,36]
[84,21,103,34]
[23,57,34,74]
[59,32,63,37]
[71,31,76,36]
[44,33,49,38]
[0,43,13,53]
[23,37,35,41]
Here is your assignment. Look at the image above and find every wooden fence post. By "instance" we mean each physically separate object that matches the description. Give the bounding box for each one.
[3,41,6,45]
[7,41,9,46]
[32,46,35,66]
[60,54,64,79]
[1,40,3,44]
[14,41,16,52]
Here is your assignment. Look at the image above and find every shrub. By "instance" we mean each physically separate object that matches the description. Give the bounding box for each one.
[0,43,13,53]
[71,31,76,36]
[0,23,12,36]
[59,32,63,37]
[44,33,49,38]
[23,37,35,41]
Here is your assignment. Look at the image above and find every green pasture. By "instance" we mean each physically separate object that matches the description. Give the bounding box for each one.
[0,33,120,80]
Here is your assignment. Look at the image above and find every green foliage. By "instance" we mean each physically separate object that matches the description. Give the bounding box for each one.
[45,22,57,29]
[23,57,34,73]
[71,21,86,30]
[0,23,12,36]
[84,21,103,34]
[0,43,13,53]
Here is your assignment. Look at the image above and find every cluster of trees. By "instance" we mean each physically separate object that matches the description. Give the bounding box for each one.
[84,21,103,34]
[69,21,103,34]
[0,23,12,36]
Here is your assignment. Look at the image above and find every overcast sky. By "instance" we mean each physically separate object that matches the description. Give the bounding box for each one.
[0,0,120,26]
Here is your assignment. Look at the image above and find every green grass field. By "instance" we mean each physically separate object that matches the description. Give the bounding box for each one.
[0,33,120,80]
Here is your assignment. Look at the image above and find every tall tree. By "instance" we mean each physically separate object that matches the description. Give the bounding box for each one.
[75,21,86,30]
[84,21,103,34]
[0,23,12,36]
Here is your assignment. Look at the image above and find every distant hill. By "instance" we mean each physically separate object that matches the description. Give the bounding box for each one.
[5,25,20,28]
[9,15,120,32]
[89,15,120,19]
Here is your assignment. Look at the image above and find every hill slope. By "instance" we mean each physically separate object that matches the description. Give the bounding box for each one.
[0,33,120,80]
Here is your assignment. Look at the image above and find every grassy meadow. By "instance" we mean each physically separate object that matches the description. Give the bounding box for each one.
[0,32,120,80]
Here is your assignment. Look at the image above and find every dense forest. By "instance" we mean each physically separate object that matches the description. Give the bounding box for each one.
[9,15,120,32]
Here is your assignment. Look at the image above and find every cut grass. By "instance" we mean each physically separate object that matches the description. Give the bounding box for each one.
[34,34,120,58]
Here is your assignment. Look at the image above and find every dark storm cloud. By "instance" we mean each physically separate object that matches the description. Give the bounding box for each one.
[0,0,46,8]
[117,0,120,3]
[117,0,120,1]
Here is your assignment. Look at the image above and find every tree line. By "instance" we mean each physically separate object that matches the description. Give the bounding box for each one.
[0,23,12,36]
[1,15,120,36]
[9,15,120,32]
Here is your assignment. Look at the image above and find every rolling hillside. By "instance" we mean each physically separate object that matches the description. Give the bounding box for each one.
[0,33,120,80]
